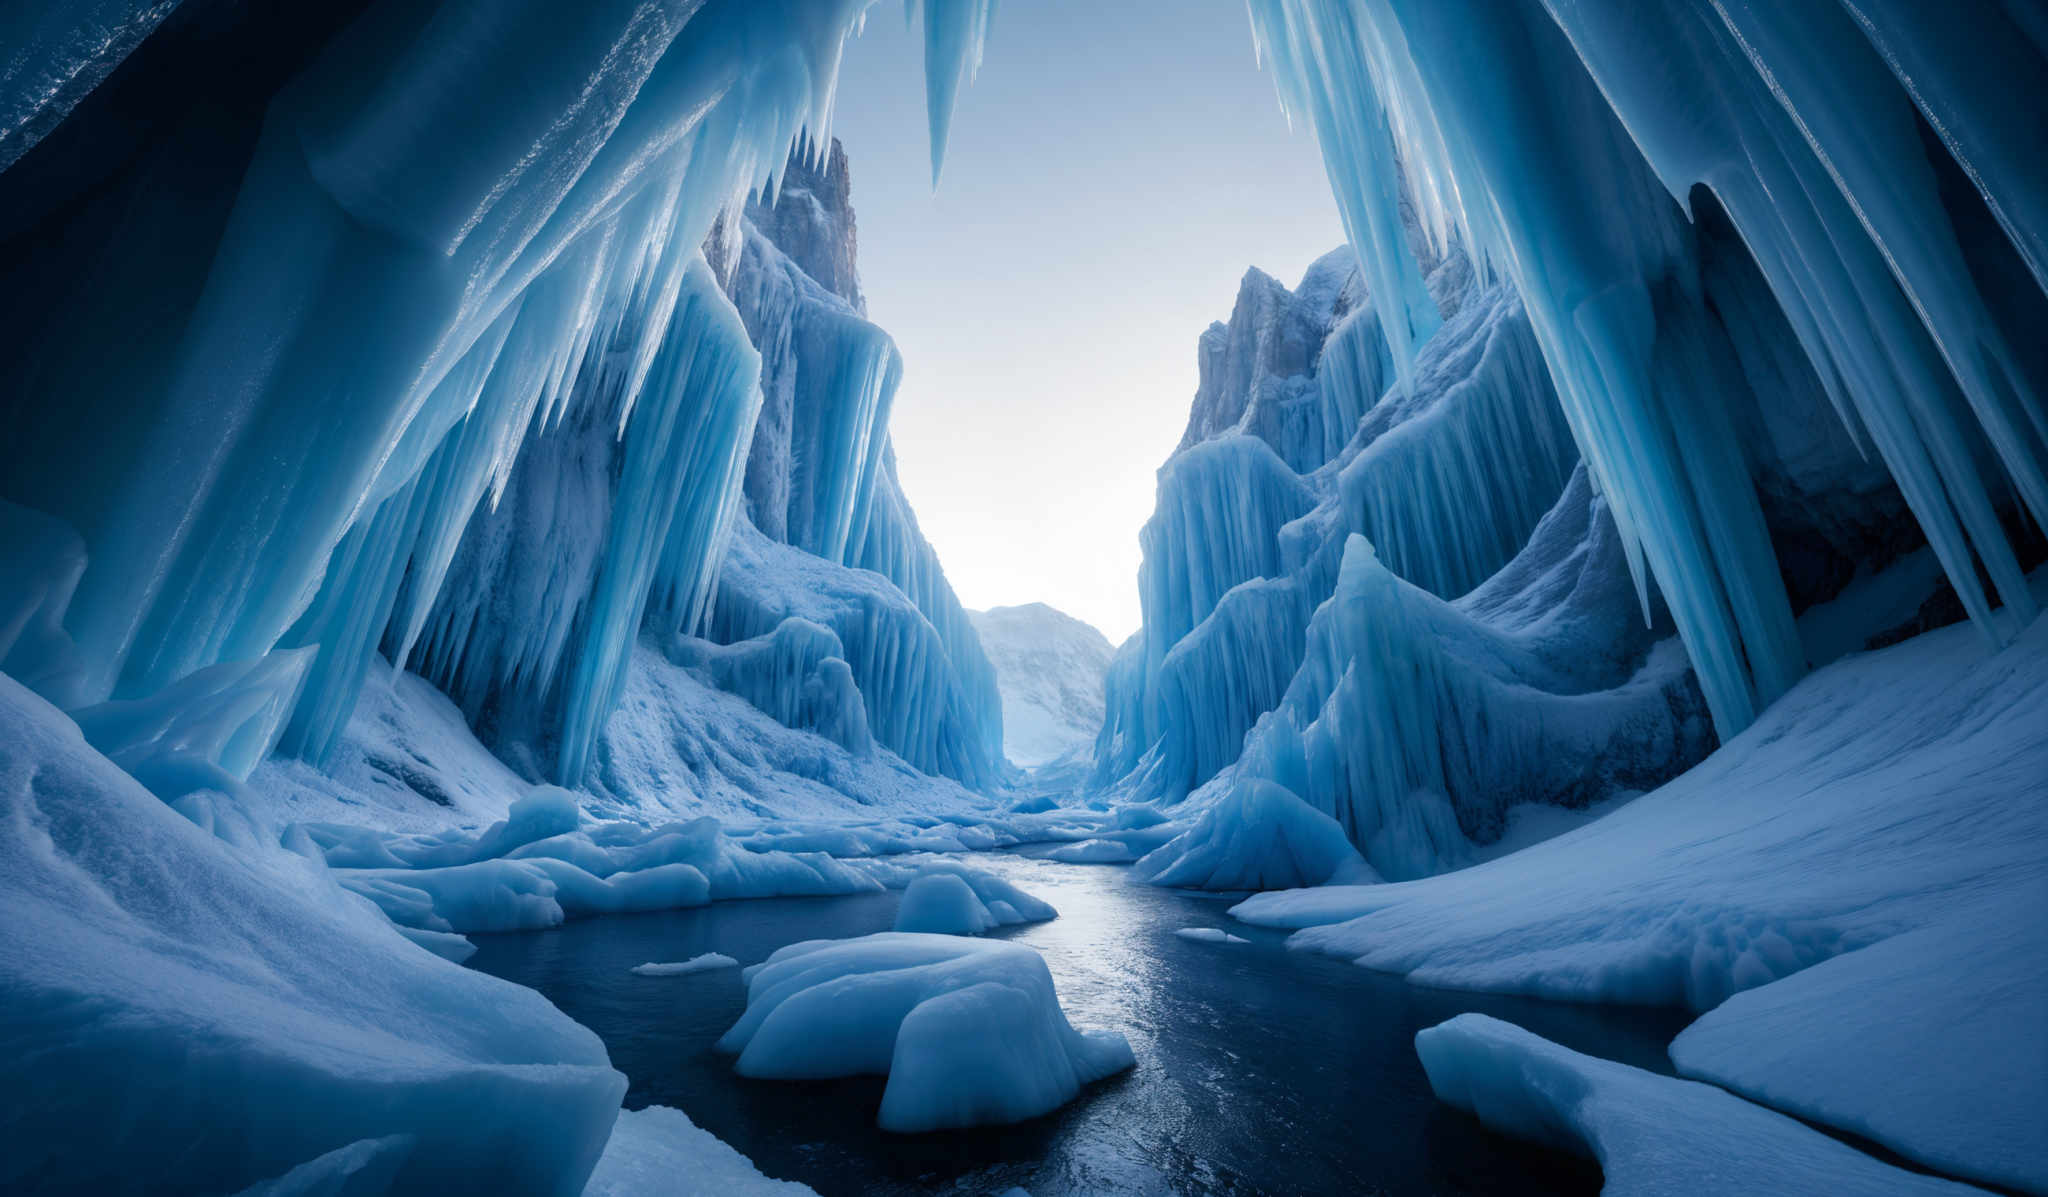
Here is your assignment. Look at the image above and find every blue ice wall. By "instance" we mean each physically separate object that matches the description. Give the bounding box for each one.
[0,0,997,792]
[710,156,1005,789]
[1246,0,2048,736]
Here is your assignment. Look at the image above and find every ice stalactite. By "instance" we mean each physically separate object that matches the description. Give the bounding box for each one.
[406,256,761,784]
[0,0,995,797]
[1245,0,2048,737]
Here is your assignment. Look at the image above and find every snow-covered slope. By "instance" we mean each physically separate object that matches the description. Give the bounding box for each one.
[1237,594,2048,1193]
[970,603,1113,768]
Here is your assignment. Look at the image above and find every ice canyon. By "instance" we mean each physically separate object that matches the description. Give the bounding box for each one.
[0,1,2043,1195]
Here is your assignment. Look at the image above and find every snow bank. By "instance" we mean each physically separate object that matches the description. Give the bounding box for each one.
[0,675,624,1193]
[632,954,739,978]
[892,865,1057,935]
[1417,1015,1971,1196]
[1134,779,1377,891]
[584,1106,814,1196]
[1236,608,2048,1186]
[718,933,1133,1133]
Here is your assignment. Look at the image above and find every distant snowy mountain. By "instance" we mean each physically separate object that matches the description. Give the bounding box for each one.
[969,604,1114,768]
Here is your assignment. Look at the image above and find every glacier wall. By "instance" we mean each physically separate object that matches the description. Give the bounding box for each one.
[1246,0,2047,736]
[1111,0,2046,889]
[705,142,1006,790]
[0,0,1001,797]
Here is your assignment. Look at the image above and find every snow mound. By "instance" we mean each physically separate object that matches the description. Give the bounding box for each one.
[1235,607,2048,1188]
[0,675,624,1193]
[1175,928,1248,945]
[632,953,739,978]
[1417,1015,1971,1196]
[1135,779,1378,891]
[585,1106,814,1196]
[717,933,1132,1132]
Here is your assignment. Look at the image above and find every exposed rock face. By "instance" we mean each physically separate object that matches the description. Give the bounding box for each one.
[970,603,1114,769]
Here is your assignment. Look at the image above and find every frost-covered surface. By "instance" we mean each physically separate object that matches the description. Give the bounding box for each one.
[1134,779,1375,891]
[0,674,625,1194]
[893,865,1057,935]
[632,953,738,978]
[1237,605,2048,1189]
[970,603,1113,768]
[1418,1015,1974,1197]
[718,933,1134,1133]
[584,1105,815,1197]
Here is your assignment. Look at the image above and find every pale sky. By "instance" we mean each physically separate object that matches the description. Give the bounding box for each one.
[831,1,1345,643]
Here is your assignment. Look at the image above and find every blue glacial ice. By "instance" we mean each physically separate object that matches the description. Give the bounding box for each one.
[717,933,1133,1133]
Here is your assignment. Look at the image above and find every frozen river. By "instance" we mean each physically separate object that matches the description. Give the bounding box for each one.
[470,853,1686,1195]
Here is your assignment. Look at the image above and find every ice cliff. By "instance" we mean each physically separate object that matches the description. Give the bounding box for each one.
[1110,0,2045,886]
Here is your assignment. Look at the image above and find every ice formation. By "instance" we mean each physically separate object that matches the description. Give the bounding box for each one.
[0,0,1001,800]
[1245,0,2046,738]
[631,953,739,977]
[584,1106,815,1196]
[0,674,626,1193]
[718,933,1134,1132]
[1173,928,1249,945]
[1237,604,2048,1190]
[893,865,1056,935]
[1417,1015,1972,1196]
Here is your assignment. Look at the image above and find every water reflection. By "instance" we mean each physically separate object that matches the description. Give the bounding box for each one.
[468,854,1687,1195]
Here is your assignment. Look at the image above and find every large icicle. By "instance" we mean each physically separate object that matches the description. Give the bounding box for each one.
[1245,0,2048,736]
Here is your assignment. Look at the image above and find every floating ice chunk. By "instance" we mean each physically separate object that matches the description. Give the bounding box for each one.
[1417,1015,1969,1196]
[894,873,996,935]
[631,953,739,978]
[893,864,1056,935]
[1135,780,1379,892]
[1044,838,1141,865]
[584,1106,814,1196]
[718,933,1132,1132]
[1174,928,1248,945]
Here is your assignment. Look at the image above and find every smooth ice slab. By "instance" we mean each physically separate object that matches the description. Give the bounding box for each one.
[717,933,1132,1133]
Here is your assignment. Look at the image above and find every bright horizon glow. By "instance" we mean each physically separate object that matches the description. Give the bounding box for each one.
[830,1,1346,643]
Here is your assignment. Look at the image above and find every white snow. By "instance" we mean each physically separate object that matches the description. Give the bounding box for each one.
[717,933,1133,1133]
[0,673,625,1193]
[970,603,1114,768]
[1418,1015,1975,1196]
[584,1106,815,1196]
[1174,928,1248,945]
[1234,604,2048,1189]
[631,954,739,978]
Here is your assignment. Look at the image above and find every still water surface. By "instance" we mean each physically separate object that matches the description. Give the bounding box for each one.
[469,853,1686,1196]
